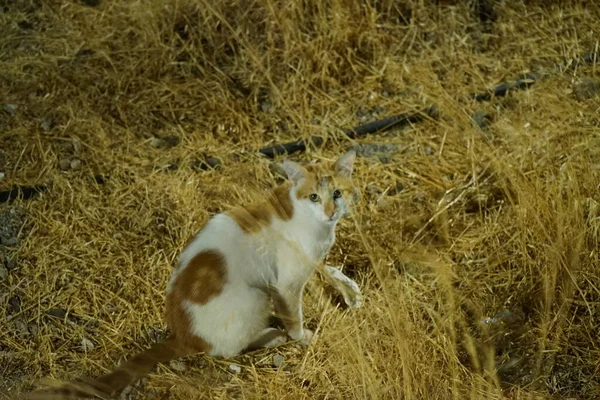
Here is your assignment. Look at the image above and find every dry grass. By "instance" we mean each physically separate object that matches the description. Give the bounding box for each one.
[1,0,600,399]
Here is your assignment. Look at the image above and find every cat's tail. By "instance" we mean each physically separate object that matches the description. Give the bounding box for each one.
[27,336,189,399]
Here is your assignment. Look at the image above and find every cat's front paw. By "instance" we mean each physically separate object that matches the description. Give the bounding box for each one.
[288,328,314,346]
[325,265,363,309]
[299,328,314,346]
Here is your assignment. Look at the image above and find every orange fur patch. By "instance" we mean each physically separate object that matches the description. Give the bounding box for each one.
[166,250,227,352]
[227,183,294,232]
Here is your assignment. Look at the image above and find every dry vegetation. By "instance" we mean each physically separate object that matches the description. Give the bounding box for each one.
[1,0,600,399]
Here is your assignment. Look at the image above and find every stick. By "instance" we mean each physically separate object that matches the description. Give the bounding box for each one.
[259,51,598,158]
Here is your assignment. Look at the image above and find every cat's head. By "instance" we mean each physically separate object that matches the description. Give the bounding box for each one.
[281,150,358,224]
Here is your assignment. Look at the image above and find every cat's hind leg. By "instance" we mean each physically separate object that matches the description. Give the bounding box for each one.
[245,328,287,351]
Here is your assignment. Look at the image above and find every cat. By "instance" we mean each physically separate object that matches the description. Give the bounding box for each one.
[28,150,361,399]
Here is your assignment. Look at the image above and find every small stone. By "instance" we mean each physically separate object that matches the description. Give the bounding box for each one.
[81,338,95,352]
[272,354,285,368]
[228,364,242,374]
[0,266,8,281]
[1,236,18,246]
[261,100,273,113]
[150,137,166,149]
[3,104,18,116]
[0,172,5,180]
[59,158,71,170]
[70,158,82,170]
[424,146,434,155]
[169,360,187,372]
[45,308,68,320]
[39,118,52,132]
[382,91,390,98]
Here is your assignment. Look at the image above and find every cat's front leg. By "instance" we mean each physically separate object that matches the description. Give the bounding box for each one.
[321,265,363,309]
[270,285,313,345]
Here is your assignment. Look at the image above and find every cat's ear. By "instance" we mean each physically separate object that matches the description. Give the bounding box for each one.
[334,150,356,178]
[281,160,306,185]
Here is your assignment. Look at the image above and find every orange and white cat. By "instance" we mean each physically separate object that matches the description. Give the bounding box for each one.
[29,150,362,399]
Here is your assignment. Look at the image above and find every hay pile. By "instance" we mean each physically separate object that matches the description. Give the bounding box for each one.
[1,0,599,399]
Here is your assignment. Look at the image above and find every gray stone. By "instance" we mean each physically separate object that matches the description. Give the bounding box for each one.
[3,104,18,116]
[40,118,52,131]
[81,338,95,352]
[169,360,187,371]
[59,158,71,170]
[70,158,82,170]
[228,364,242,373]
[0,172,4,180]
[272,354,285,368]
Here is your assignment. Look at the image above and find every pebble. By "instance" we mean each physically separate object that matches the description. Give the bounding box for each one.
[59,158,71,170]
[0,266,7,281]
[272,354,285,368]
[351,143,399,159]
[261,100,274,113]
[0,172,4,180]
[39,118,52,132]
[81,338,95,352]
[70,158,82,170]
[1,236,18,246]
[169,360,187,372]
[3,104,18,116]
[150,137,166,149]
[228,364,242,374]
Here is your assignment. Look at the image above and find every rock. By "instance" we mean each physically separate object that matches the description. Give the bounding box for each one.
[272,354,285,368]
[228,364,242,373]
[150,136,179,149]
[0,172,4,180]
[424,146,434,155]
[150,137,166,149]
[1,236,17,246]
[169,360,187,372]
[0,266,7,281]
[351,143,399,160]
[3,104,18,116]
[39,118,52,132]
[70,158,82,170]
[81,338,95,352]
[59,158,71,170]
[573,78,600,101]
[261,100,273,113]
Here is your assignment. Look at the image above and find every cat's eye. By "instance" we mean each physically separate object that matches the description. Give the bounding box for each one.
[333,189,341,199]
[309,193,319,202]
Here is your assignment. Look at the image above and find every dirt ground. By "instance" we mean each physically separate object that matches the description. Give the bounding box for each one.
[1,0,599,399]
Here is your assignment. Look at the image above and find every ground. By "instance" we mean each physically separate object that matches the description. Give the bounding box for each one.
[1,0,600,399]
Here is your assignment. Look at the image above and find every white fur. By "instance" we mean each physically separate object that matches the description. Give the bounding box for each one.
[167,154,356,357]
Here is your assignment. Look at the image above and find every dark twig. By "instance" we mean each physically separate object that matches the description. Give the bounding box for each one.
[0,185,48,203]
[259,106,438,158]
[259,51,598,158]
